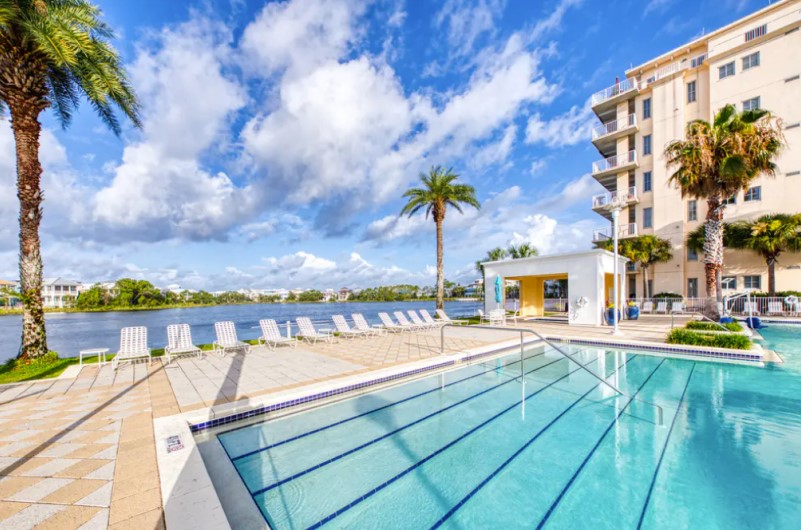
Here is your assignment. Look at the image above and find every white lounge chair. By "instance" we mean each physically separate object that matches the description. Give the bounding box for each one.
[352,313,386,335]
[112,326,151,371]
[378,312,406,333]
[743,301,760,315]
[332,315,370,338]
[407,310,436,330]
[767,302,784,316]
[435,309,468,325]
[164,324,201,364]
[394,311,425,331]
[641,301,654,313]
[297,317,334,343]
[259,319,296,350]
[477,309,489,323]
[213,321,251,356]
[670,302,685,314]
[655,301,668,314]
[420,309,446,327]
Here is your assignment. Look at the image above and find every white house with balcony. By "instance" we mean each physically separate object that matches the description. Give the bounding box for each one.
[42,278,82,308]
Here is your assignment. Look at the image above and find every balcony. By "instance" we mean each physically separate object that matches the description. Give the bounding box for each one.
[592,187,639,213]
[638,53,708,88]
[592,223,639,243]
[591,150,638,183]
[592,114,638,155]
[591,79,639,112]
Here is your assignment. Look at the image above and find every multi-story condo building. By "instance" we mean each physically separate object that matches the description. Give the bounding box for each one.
[590,0,801,298]
[42,278,82,308]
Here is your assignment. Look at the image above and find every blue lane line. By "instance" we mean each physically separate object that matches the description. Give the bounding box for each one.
[636,363,696,529]
[249,354,570,496]
[534,358,666,530]
[225,350,547,461]
[303,354,638,530]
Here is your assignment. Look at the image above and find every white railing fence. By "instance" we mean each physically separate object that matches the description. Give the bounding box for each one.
[591,79,639,105]
[592,151,638,174]
[592,114,637,139]
[592,186,639,209]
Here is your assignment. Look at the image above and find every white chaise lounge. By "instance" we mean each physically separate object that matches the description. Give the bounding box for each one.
[743,302,760,315]
[297,317,334,343]
[394,311,425,331]
[112,326,151,371]
[670,302,685,314]
[641,301,654,313]
[332,315,370,338]
[654,302,668,314]
[407,310,436,330]
[352,313,386,335]
[767,302,784,316]
[378,312,406,333]
[435,309,468,325]
[420,309,446,327]
[259,319,296,350]
[213,321,251,356]
[164,324,201,364]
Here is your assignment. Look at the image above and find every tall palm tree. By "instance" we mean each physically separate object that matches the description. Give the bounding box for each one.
[507,243,538,259]
[475,247,508,275]
[401,166,480,309]
[689,214,801,295]
[0,1,141,359]
[665,104,783,317]
[595,235,672,298]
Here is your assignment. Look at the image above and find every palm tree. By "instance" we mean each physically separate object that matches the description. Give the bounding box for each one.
[401,166,480,309]
[475,247,508,275]
[689,215,801,295]
[595,235,672,298]
[0,1,141,359]
[665,104,783,317]
[507,243,538,259]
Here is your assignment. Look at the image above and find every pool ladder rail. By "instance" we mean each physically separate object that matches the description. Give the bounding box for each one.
[440,324,664,427]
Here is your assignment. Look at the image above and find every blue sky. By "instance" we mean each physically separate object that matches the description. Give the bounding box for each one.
[0,0,763,291]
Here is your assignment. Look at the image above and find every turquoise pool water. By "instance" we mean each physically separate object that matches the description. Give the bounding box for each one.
[217,326,801,529]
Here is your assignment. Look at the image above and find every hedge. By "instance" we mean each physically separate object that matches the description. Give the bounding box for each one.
[666,329,752,350]
[685,321,742,332]
[651,292,683,299]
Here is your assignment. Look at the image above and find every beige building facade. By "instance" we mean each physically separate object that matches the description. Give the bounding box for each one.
[590,0,801,298]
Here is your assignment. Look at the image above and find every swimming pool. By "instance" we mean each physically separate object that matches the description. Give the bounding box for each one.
[215,327,801,529]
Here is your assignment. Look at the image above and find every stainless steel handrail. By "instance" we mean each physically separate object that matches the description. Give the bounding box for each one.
[440,323,664,425]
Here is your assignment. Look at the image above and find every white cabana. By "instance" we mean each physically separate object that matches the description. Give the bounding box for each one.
[482,249,628,327]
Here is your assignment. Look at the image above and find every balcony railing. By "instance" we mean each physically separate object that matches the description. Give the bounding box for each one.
[592,150,638,175]
[642,53,708,87]
[592,187,639,209]
[592,222,638,242]
[592,114,637,140]
[591,79,639,106]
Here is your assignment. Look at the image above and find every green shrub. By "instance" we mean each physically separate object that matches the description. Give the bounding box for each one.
[748,290,801,298]
[651,292,683,299]
[685,321,741,332]
[667,329,751,350]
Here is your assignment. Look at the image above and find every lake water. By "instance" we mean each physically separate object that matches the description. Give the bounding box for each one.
[0,301,481,362]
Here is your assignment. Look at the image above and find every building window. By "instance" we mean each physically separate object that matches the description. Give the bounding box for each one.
[643,98,651,119]
[647,279,653,298]
[719,62,735,79]
[743,96,761,111]
[688,200,697,221]
[687,81,697,103]
[744,275,761,290]
[628,276,637,298]
[688,248,698,261]
[643,207,653,228]
[742,51,760,70]
[643,135,652,155]
[628,206,636,224]
[744,186,761,202]
[643,171,652,192]
[723,195,737,205]
[687,278,699,298]
[722,276,737,290]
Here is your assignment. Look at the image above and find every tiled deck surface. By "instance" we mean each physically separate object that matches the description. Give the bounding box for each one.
[0,318,750,529]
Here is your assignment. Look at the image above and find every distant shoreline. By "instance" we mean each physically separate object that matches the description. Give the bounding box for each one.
[0,298,482,317]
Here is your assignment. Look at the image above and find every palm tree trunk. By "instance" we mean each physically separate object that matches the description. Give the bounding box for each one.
[767,258,776,295]
[435,217,444,310]
[703,197,725,319]
[642,266,649,299]
[10,104,48,359]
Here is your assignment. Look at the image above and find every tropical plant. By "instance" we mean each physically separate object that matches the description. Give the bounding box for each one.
[401,166,480,309]
[595,235,672,298]
[475,247,508,275]
[665,104,784,317]
[507,243,538,259]
[689,214,801,295]
[0,0,141,359]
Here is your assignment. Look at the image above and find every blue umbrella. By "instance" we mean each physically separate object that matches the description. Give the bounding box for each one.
[494,275,503,304]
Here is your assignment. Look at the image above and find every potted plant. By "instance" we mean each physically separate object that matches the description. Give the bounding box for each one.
[605,302,621,325]
[626,300,640,320]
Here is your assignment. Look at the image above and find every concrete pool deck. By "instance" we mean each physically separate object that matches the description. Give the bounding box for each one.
[0,318,773,529]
